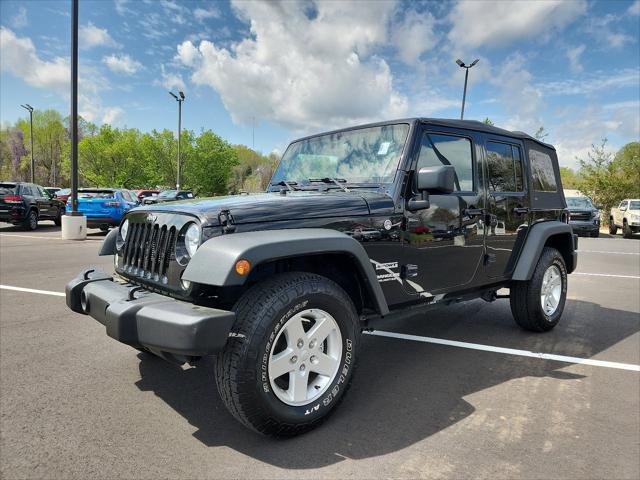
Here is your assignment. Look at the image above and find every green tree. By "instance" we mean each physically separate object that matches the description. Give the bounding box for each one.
[559,167,578,189]
[482,117,494,126]
[184,130,237,196]
[534,126,549,141]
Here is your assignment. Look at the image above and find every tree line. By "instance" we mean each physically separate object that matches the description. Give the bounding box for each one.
[0,109,279,196]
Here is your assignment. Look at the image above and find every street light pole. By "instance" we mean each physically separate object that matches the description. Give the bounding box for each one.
[456,58,479,120]
[20,104,35,182]
[169,91,185,190]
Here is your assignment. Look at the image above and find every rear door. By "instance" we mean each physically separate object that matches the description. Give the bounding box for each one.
[35,185,54,217]
[482,136,530,279]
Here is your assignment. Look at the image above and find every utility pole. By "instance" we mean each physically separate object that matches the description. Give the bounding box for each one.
[169,91,185,190]
[20,104,35,182]
[456,58,479,120]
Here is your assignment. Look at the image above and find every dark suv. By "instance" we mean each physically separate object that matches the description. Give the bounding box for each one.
[66,119,577,436]
[565,195,600,237]
[143,190,194,204]
[0,181,65,230]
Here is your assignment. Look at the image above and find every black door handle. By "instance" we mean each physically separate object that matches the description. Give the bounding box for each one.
[513,207,530,215]
[464,208,485,217]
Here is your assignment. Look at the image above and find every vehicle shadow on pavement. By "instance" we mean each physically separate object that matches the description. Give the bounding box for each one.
[134,298,638,469]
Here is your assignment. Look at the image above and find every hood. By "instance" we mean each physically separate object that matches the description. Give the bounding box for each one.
[132,190,392,225]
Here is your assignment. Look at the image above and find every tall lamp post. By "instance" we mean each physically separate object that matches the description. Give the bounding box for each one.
[20,104,35,183]
[169,91,185,190]
[456,58,479,120]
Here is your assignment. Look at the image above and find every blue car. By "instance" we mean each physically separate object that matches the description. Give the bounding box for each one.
[66,188,138,230]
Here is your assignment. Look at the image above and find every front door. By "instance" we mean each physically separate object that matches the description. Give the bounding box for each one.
[483,136,530,279]
[401,126,485,296]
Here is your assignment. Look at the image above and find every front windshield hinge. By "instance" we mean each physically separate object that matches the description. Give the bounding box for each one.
[218,210,236,233]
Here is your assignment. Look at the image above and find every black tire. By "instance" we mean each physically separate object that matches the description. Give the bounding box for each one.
[608,220,617,235]
[510,247,567,332]
[54,208,62,226]
[590,230,600,238]
[99,225,110,232]
[23,210,38,231]
[216,272,360,437]
[623,221,633,239]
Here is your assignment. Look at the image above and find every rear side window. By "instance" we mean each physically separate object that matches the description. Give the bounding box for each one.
[21,185,34,196]
[417,133,474,191]
[529,149,557,192]
[78,190,115,199]
[486,142,524,193]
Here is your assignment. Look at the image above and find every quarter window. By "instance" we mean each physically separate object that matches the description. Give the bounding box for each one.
[417,133,473,191]
[486,142,523,193]
[529,149,557,192]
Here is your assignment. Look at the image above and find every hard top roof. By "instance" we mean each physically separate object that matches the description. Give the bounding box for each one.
[291,118,555,150]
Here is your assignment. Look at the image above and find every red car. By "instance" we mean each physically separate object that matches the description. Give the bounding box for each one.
[54,188,71,203]
[136,189,160,202]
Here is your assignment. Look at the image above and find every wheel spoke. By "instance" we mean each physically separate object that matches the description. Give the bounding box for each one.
[269,348,295,380]
[310,352,339,377]
[283,315,306,347]
[306,315,336,344]
[289,371,309,403]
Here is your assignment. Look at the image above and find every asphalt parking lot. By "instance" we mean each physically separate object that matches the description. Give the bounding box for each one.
[1,223,639,480]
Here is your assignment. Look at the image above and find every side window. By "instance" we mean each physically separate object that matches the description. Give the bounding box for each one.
[486,142,523,192]
[529,149,557,192]
[21,185,33,196]
[619,201,628,209]
[417,133,474,191]
[37,186,48,197]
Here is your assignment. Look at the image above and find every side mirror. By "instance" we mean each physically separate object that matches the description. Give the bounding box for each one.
[620,206,627,211]
[407,165,456,211]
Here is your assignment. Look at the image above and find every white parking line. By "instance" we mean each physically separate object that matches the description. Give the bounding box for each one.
[574,272,640,279]
[0,233,101,241]
[365,330,640,372]
[578,250,640,255]
[0,285,65,297]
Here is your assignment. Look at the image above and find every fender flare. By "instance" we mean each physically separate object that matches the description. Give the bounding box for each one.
[182,228,389,315]
[99,227,119,256]
[511,221,576,280]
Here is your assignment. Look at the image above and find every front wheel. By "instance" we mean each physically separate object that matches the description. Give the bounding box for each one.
[216,272,360,437]
[609,221,617,235]
[54,208,62,226]
[623,222,633,239]
[510,247,567,332]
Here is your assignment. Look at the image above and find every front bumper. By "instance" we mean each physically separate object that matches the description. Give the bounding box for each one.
[569,220,599,233]
[66,268,235,358]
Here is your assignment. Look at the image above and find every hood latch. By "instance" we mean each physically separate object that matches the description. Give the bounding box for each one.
[218,210,236,234]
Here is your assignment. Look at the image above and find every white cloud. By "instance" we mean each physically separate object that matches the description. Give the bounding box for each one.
[177,0,407,131]
[566,44,585,73]
[392,10,437,65]
[103,53,142,75]
[539,69,639,95]
[11,6,28,29]
[79,22,119,49]
[194,7,220,21]
[102,107,125,125]
[585,14,634,49]
[0,26,68,93]
[448,0,586,49]
[114,0,131,16]
[628,0,640,15]
[156,64,185,91]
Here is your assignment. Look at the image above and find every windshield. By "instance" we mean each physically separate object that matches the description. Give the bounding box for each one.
[271,123,410,187]
[158,190,177,198]
[78,190,115,199]
[139,191,157,198]
[630,201,640,210]
[566,197,594,209]
[0,183,17,195]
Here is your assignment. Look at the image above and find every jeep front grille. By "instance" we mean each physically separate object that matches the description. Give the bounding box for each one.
[122,222,176,279]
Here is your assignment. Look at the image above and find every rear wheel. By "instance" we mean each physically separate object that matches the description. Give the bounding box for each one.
[609,220,617,235]
[623,221,633,239]
[23,210,38,231]
[216,272,360,437]
[510,247,567,332]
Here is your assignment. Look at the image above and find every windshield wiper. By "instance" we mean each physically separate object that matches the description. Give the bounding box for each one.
[308,177,350,192]
[270,180,298,191]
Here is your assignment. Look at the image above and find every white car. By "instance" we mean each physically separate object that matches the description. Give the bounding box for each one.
[610,199,640,238]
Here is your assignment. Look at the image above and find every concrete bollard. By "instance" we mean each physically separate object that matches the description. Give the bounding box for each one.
[61,214,87,240]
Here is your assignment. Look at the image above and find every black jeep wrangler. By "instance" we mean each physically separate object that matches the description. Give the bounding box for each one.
[66,119,577,436]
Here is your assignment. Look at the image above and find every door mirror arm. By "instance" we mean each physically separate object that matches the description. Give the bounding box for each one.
[407,191,430,211]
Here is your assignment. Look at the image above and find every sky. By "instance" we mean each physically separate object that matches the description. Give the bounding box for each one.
[0,0,639,169]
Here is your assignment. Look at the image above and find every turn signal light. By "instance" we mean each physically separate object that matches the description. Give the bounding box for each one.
[235,259,251,276]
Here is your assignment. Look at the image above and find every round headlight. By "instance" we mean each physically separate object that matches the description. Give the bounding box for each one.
[120,219,129,240]
[184,223,200,257]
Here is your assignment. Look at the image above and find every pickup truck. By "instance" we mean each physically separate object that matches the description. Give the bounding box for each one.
[610,199,640,238]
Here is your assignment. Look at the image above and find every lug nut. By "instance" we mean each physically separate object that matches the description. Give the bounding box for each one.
[299,364,306,372]
[310,355,318,364]
[290,355,298,363]
[309,339,316,349]
[297,339,304,348]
